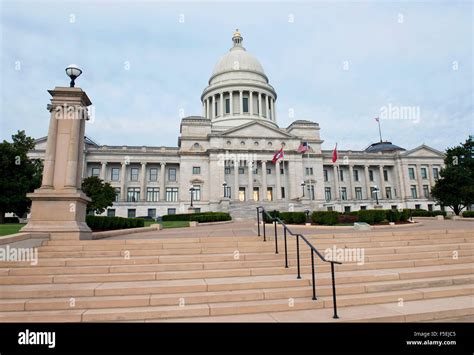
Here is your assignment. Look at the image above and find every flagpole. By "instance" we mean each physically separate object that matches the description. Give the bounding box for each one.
[377,118,383,143]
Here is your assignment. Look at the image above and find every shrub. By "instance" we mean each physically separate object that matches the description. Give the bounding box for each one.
[4,217,20,223]
[162,212,231,223]
[279,212,307,224]
[338,214,359,224]
[85,216,145,231]
[385,209,401,222]
[311,211,339,225]
[462,211,474,218]
[400,209,411,222]
[357,210,386,224]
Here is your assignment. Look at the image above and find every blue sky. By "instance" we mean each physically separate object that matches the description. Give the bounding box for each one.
[1,0,472,152]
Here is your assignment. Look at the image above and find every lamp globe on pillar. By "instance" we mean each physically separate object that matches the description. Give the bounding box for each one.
[223,181,227,198]
[189,185,195,207]
[65,64,83,87]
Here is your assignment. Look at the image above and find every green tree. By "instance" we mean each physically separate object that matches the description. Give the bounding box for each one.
[0,131,43,223]
[81,176,116,214]
[431,137,474,215]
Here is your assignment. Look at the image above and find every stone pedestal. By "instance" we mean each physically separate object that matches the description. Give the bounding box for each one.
[21,87,93,240]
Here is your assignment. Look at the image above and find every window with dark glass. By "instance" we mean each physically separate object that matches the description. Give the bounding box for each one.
[149,168,158,181]
[168,168,176,181]
[91,167,100,177]
[130,167,139,181]
[111,168,120,181]
[243,97,249,113]
[127,188,140,202]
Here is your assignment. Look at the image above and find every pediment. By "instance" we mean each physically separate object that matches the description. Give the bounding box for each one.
[220,121,294,139]
[401,144,445,158]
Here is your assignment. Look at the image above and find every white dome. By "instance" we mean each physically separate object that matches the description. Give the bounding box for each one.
[212,46,265,77]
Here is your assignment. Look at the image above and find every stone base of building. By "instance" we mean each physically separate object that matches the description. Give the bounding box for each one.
[21,188,92,240]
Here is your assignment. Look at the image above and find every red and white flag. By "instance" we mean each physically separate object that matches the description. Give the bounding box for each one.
[297,141,310,153]
[272,147,284,164]
[332,143,338,163]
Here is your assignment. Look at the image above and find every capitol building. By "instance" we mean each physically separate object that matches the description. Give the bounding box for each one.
[32,30,445,219]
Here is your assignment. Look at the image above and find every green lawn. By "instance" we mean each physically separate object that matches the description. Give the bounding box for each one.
[0,223,26,236]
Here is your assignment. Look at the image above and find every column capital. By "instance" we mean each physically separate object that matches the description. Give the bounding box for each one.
[160,162,166,167]
[101,161,108,166]
[141,161,147,166]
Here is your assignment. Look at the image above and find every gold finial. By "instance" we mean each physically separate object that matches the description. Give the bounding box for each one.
[233,28,241,37]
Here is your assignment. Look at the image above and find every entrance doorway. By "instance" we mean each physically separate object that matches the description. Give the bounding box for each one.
[253,187,259,202]
[266,187,273,201]
[238,187,246,201]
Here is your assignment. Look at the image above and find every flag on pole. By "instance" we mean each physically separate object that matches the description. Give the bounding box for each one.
[272,147,284,164]
[297,141,310,153]
[332,143,338,163]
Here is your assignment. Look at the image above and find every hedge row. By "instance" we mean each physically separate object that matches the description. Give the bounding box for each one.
[311,211,339,225]
[4,217,20,223]
[462,211,474,218]
[86,216,145,230]
[162,212,231,223]
[409,209,447,217]
[261,211,308,225]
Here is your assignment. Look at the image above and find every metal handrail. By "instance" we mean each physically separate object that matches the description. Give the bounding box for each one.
[256,206,342,319]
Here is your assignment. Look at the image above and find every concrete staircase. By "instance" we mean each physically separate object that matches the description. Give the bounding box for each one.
[0,227,473,322]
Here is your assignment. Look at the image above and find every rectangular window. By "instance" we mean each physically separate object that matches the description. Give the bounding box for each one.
[344,206,351,213]
[149,168,158,181]
[421,167,427,179]
[146,187,159,202]
[339,169,344,181]
[411,185,418,198]
[266,168,272,174]
[215,101,218,115]
[325,187,332,202]
[327,206,333,212]
[391,205,398,210]
[408,167,415,180]
[243,97,249,113]
[340,187,347,200]
[384,170,388,182]
[360,206,367,210]
[385,187,392,199]
[355,187,362,200]
[415,204,421,209]
[111,168,120,181]
[166,187,179,202]
[91,167,100,177]
[280,168,284,175]
[423,185,430,198]
[225,167,231,174]
[324,169,328,182]
[353,169,359,181]
[168,168,176,181]
[428,204,433,211]
[369,169,374,181]
[127,209,136,218]
[305,167,314,175]
[225,98,230,114]
[192,166,201,175]
[433,167,439,180]
[224,186,231,198]
[281,187,285,199]
[127,188,140,202]
[167,208,176,215]
[239,167,245,174]
[253,167,258,174]
[147,208,156,218]
[107,209,115,217]
[114,187,121,202]
[192,185,201,201]
[130,167,139,181]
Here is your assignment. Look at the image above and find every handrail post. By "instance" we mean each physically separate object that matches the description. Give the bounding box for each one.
[284,228,288,268]
[331,262,339,319]
[311,249,317,300]
[262,209,266,242]
[257,207,260,237]
[274,218,278,254]
[296,235,301,279]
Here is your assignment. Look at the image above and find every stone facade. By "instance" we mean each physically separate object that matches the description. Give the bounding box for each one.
[29,31,445,218]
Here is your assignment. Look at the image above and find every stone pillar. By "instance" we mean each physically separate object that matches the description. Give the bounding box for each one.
[261,161,267,201]
[396,160,407,200]
[202,101,205,117]
[265,95,269,118]
[416,164,423,199]
[276,161,282,200]
[21,86,93,240]
[348,165,354,200]
[233,159,239,201]
[272,98,276,122]
[249,91,254,115]
[258,92,262,118]
[206,98,210,118]
[160,162,166,201]
[220,92,224,117]
[211,95,216,119]
[427,164,434,193]
[140,162,147,201]
[100,162,107,181]
[230,91,233,115]
[120,162,127,201]
[364,165,371,199]
[333,165,340,200]
[247,160,253,201]
[239,90,243,114]
[379,165,386,200]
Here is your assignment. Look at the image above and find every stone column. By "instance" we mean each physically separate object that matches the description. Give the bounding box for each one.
[206,98,210,118]
[120,162,127,201]
[258,92,262,118]
[364,165,371,199]
[379,165,386,199]
[220,92,224,117]
[100,162,107,180]
[160,162,166,201]
[276,161,282,200]
[140,162,147,201]
[428,164,434,190]
[247,160,253,201]
[229,91,233,115]
[249,91,254,115]
[272,98,276,122]
[416,164,424,199]
[265,95,269,118]
[211,95,216,119]
[239,90,243,114]
[396,160,407,200]
[333,165,340,200]
[202,101,205,117]
[348,164,354,200]
[261,161,267,201]
[21,86,93,240]
[233,159,239,201]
